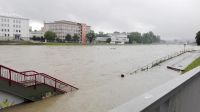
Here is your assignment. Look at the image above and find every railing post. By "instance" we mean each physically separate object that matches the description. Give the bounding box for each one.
[0,65,1,77]
[34,74,37,89]
[54,79,57,92]
[9,70,11,86]
[44,76,45,84]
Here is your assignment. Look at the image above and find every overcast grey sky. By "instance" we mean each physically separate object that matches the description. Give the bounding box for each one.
[0,0,200,41]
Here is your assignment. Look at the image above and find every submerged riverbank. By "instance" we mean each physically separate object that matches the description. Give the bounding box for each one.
[0,45,199,112]
[0,40,82,46]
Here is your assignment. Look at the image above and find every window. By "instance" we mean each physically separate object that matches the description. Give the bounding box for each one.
[8,34,9,37]
[5,34,6,37]
[19,30,21,33]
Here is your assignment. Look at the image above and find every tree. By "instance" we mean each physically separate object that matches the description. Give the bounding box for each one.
[128,32,142,44]
[106,38,111,43]
[65,34,72,42]
[44,31,56,42]
[73,34,80,42]
[195,31,200,45]
[142,31,160,44]
[96,32,109,37]
[87,30,96,44]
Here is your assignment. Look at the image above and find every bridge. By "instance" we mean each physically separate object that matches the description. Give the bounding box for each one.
[0,65,78,102]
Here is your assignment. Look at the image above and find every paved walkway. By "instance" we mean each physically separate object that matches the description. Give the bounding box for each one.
[168,51,200,71]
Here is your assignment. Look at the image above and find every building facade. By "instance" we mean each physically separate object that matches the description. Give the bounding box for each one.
[29,30,44,38]
[0,15,29,40]
[109,32,129,44]
[43,20,90,44]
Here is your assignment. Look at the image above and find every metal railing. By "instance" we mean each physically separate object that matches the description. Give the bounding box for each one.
[129,49,195,75]
[0,65,78,93]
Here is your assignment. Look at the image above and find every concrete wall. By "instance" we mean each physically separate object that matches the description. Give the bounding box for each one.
[110,67,200,112]
[150,71,200,112]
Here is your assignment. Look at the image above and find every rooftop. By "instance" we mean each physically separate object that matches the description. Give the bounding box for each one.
[0,13,29,20]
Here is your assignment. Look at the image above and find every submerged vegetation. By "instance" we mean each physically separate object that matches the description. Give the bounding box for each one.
[183,56,200,73]
[0,99,15,109]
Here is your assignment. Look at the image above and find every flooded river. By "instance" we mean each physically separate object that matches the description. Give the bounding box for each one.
[0,45,196,112]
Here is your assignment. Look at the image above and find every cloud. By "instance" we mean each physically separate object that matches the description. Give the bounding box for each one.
[0,0,200,41]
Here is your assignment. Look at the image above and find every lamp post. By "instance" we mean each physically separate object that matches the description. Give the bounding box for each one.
[184,43,186,52]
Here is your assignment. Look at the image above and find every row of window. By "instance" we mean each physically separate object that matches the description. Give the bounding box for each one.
[1,24,21,28]
[1,18,9,22]
[1,24,9,27]
[1,18,21,23]
[1,29,21,33]
[3,34,10,37]
[13,25,21,28]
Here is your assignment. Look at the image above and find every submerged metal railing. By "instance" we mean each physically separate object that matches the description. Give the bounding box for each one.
[129,49,195,75]
[0,65,78,93]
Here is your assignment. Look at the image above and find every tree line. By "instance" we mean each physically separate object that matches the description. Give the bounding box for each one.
[31,30,96,43]
[31,30,161,44]
[128,31,160,44]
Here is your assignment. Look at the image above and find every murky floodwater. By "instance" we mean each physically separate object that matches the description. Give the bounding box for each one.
[0,45,197,112]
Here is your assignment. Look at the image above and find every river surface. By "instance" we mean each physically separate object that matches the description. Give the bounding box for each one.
[0,45,197,112]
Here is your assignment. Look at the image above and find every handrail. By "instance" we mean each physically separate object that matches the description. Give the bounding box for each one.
[129,49,195,75]
[0,65,78,93]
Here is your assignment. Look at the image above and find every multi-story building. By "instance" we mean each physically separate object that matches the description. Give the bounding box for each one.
[43,20,90,44]
[0,15,29,40]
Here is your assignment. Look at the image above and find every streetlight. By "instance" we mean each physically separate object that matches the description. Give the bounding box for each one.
[184,43,187,52]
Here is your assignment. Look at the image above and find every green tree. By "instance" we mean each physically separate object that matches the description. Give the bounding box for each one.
[87,30,96,44]
[44,31,56,42]
[73,34,80,42]
[96,32,109,37]
[195,31,200,45]
[128,32,142,44]
[142,31,160,44]
[65,34,72,42]
[106,38,111,43]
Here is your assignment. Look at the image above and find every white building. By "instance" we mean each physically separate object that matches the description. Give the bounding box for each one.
[29,30,44,38]
[96,37,110,43]
[110,32,129,44]
[0,15,29,40]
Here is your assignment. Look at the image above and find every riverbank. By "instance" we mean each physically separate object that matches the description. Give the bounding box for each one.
[0,40,174,46]
[0,40,81,46]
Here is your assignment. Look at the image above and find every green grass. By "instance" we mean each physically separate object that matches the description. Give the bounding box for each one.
[183,56,200,73]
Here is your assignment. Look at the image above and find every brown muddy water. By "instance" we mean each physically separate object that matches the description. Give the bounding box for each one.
[0,45,196,112]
